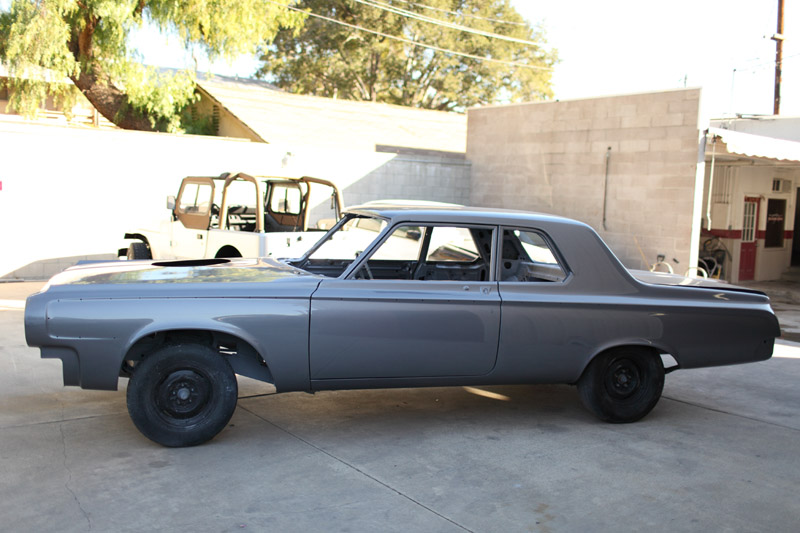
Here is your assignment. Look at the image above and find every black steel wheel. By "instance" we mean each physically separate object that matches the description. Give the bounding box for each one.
[127,242,152,260]
[577,348,664,423]
[127,344,238,447]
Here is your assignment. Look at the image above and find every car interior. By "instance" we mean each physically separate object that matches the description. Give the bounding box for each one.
[292,218,567,283]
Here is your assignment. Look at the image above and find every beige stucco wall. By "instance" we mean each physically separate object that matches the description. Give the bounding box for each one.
[467,88,702,272]
[0,120,470,279]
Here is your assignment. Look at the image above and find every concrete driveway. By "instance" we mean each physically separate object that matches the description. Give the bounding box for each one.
[1,284,798,532]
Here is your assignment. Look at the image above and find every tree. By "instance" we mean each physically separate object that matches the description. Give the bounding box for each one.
[257,0,557,111]
[0,1,305,131]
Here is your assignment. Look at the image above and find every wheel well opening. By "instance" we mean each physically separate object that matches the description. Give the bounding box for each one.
[124,233,151,247]
[578,345,669,383]
[122,329,273,384]
[215,246,242,258]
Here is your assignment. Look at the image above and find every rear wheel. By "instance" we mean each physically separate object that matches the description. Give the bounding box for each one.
[126,344,238,447]
[127,242,152,260]
[577,348,664,423]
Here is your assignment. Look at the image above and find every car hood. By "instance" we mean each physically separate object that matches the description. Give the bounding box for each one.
[46,258,314,286]
[29,258,322,301]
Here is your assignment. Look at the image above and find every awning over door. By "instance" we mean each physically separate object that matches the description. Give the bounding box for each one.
[708,127,800,162]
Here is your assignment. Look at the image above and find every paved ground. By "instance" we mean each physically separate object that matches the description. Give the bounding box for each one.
[1,282,799,532]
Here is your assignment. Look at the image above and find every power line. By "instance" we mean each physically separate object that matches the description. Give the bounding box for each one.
[392,0,528,26]
[265,0,554,71]
[738,52,800,73]
[353,0,547,48]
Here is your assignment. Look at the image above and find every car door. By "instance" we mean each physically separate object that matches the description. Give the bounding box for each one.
[171,177,214,258]
[495,227,577,382]
[309,223,500,380]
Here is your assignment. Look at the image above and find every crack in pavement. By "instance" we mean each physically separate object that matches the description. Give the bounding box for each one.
[662,395,800,432]
[238,403,475,533]
[0,412,123,431]
[59,422,92,531]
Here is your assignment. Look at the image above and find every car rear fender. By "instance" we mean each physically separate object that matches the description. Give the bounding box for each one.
[575,341,672,384]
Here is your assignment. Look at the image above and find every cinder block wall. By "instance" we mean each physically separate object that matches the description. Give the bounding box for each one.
[467,88,701,272]
[344,154,471,207]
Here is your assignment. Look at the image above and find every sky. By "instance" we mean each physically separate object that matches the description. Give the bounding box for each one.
[3,0,797,118]
[517,0,800,117]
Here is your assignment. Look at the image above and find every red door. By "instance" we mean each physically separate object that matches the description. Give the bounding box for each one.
[739,197,760,281]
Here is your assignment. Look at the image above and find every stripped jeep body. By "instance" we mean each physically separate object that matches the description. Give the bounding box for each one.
[121,172,344,261]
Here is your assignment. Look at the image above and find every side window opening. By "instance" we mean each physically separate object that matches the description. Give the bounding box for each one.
[269,185,302,215]
[425,226,480,262]
[500,229,567,283]
[223,179,259,232]
[178,183,212,215]
[354,225,493,281]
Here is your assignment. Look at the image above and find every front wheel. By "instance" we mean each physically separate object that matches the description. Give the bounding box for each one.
[126,344,238,447]
[577,348,664,423]
[127,242,152,260]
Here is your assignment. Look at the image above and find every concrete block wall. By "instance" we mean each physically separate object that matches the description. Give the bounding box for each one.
[343,155,471,207]
[467,88,702,271]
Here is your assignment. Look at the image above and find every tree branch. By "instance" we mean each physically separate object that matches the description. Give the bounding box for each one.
[133,0,147,19]
[412,56,440,107]
[70,70,154,131]
[400,33,418,104]
[336,42,369,100]
[67,5,154,130]
[78,15,98,60]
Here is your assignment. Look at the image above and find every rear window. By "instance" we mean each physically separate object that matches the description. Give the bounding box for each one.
[500,229,567,283]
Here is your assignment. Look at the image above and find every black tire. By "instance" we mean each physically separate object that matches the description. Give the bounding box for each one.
[126,344,238,447]
[127,242,152,260]
[577,348,664,423]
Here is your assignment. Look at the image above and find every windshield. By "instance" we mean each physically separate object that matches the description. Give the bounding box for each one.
[288,214,388,277]
[307,215,387,260]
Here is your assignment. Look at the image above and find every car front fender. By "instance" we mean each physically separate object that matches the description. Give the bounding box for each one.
[37,297,312,392]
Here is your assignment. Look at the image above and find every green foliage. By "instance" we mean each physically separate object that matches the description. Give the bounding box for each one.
[0,0,306,131]
[1,77,81,119]
[112,64,198,131]
[179,98,217,136]
[147,0,305,60]
[257,0,557,111]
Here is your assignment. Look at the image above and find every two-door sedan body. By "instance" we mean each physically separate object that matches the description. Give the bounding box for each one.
[25,204,780,446]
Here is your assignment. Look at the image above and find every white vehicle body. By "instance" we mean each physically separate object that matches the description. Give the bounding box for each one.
[122,173,343,261]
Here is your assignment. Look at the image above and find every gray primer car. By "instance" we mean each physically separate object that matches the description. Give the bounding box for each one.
[25,205,780,447]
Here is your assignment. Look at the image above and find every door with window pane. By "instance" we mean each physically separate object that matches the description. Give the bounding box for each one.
[309,224,500,379]
[739,197,760,281]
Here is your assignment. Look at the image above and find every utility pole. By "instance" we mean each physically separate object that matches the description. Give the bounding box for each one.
[773,0,785,115]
